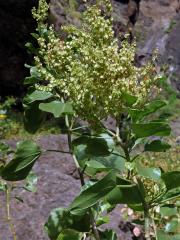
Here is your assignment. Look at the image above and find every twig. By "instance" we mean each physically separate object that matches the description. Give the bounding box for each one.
[45,149,72,154]
[152,215,158,240]
[144,209,151,240]
[136,178,151,240]
[5,185,17,240]
[65,115,100,240]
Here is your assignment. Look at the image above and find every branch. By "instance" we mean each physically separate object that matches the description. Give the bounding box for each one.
[5,185,17,240]
[45,149,72,154]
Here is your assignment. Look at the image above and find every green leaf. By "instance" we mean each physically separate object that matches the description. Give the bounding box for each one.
[157,230,171,240]
[160,205,177,217]
[145,140,171,152]
[129,100,166,122]
[106,176,144,204]
[24,66,41,85]
[128,204,144,212]
[69,171,116,215]
[1,141,41,181]
[57,230,81,240]
[73,144,88,168]
[44,208,90,240]
[132,122,171,138]
[0,142,10,153]
[106,184,143,205]
[24,102,46,133]
[23,172,38,192]
[73,135,110,157]
[39,101,74,118]
[136,163,161,181]
[0,182,6,192]
[171,235,180,240]
[157,230,180,240]
[73,134,116,170]
[161,187,180,202]
[85,152,125,175]
[24,90,53,104]
[161,171,180,190]
[165,220,179,233]
[132,219,144,225]
[99,229,118,240]
[96,216,110,226]
[122,92,137,106]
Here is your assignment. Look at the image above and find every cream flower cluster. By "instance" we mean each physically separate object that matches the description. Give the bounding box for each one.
[32,0,159,121]
[32,0,49,23]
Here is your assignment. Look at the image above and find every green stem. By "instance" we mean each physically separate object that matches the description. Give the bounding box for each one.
[123,147,131,162]
[144,207,151,240]
[136,178,151,240]
[5,185,17,240]
[65,115,100,240]
[152,216,158,240]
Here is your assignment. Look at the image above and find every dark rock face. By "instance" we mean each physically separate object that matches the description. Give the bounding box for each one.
[0,0,38,98]
[165,14,180,92]
[136,0,180,92]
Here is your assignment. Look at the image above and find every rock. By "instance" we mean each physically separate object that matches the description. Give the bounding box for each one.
[135,0,180,92]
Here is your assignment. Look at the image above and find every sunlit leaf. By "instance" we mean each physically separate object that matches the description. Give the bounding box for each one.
[24,172,38,192]
[160,205,177,217]
[24,90,53,104]
[136,163,161,181]
[39,101,74,118]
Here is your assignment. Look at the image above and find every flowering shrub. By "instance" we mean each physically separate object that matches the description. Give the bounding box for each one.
[0,1,180,240]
